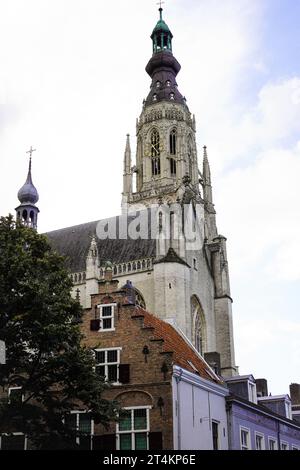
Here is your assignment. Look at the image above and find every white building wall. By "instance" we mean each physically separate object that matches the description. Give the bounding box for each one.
[172,366,229,450]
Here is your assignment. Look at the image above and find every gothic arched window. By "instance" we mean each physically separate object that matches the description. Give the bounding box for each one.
[22,210,28,221]
[135,289,146,309]
[170,158,176,177]
[191,296,207,356]
[170,129,177,155]
[151,129,161,176]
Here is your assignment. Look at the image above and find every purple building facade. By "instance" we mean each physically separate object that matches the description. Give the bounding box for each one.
[225,375,300,450]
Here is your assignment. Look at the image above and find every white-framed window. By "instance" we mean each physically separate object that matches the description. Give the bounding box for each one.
[292,445,299,450]
[95,348,121,384]
[281,441,289,450]
[240,427,251,450]
[212,421,219,450]
[0,433,27,450]
[8,387,24,404]
[255,432,265,450]
[248,381,257,404]
[99,303,116,331]
[117,406,151,451]
[268,437,278,450]
[64,411,94,449]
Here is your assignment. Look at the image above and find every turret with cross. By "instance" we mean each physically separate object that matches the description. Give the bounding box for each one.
[15,146,40,230]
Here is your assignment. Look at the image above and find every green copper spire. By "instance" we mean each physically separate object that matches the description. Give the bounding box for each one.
[151,7,173,54]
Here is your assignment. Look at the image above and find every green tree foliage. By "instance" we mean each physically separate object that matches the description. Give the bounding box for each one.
[0,216,118,449]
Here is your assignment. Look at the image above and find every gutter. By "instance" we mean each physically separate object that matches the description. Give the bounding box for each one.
[174,369,183,450]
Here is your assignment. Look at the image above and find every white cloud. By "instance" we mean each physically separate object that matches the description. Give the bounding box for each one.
[214,78,300,282]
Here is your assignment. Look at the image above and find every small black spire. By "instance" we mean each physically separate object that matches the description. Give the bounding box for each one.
[17,156,39,205]
[144,8,186,109]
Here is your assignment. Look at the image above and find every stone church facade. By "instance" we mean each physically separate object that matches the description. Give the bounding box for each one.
[18,9,237,377]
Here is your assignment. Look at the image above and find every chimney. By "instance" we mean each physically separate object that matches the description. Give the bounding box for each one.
[256,378,268,397]
[290,383,300,405]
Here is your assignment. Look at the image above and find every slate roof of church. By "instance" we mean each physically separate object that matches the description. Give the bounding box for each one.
[134,306,222,384]
[46,215,156,273]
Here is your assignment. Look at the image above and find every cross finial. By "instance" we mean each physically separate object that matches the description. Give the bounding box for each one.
[157,1,165,19]
[26,146,36,158]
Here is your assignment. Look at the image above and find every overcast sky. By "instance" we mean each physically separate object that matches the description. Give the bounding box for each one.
[1,0,300,395]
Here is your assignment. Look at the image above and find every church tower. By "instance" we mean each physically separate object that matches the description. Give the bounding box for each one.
[15,147,39,230]
[121,7,237,376]
[123,7,199,211]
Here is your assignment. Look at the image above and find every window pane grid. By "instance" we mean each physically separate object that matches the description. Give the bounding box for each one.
[95,351,105,363]
[134,409,147,430]
[107,350,118,363]
[79,414,92,434]
[95,349,119,383]
[102,318,112,329]
[119,412,131,432]
[241,430,249,450]
[135,433,147,450]
[120,433,132,450]
[102,306,112,317]
[107,364,118,382]
[118,409,149,450]
[99,305,114,330]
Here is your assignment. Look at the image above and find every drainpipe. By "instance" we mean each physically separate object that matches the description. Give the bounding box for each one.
[175,369,183,450]
[277,420,281,450]
[226,402,232,450]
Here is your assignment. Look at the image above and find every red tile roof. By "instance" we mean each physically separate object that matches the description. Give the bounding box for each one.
[135,306,222,384]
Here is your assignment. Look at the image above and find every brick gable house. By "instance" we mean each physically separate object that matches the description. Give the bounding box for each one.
[81,268,229,450]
